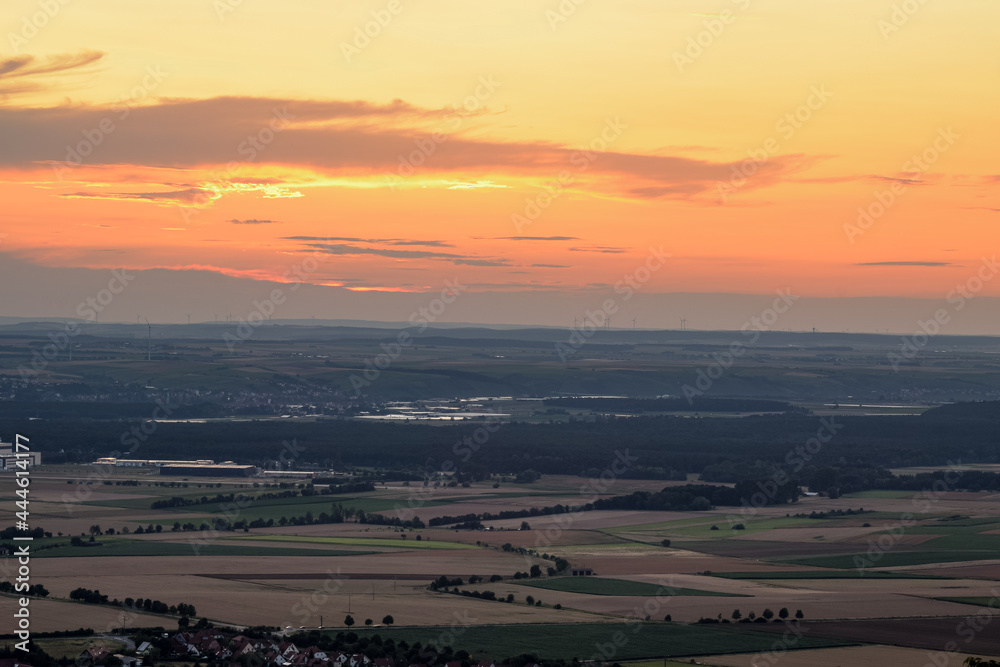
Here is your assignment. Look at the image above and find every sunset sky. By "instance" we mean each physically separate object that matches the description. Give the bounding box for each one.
[2,0,998,331]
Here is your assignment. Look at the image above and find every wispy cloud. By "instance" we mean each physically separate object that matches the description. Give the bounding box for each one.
[0,51,105,97]
[569,245,627,254]
[494,236,580,242]
[2,95,812,202]
[856,261,952,267]
[303,242,509,267]
[230,218,279,224]
[59,188,212,204]
[284,236,453,247]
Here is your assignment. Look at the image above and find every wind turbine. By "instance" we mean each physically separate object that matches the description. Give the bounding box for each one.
[144,317,151,361]
[632,317,637,330]
[680,317,687,331]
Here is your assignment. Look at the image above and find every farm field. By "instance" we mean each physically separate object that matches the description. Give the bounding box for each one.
[8,463,1000,660]
[337,622,858,661]
[230,534,478,550]
[512,576,746,597]
[700,645,998,667]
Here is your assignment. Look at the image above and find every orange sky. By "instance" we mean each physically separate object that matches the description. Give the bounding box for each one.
[1,0,998,325]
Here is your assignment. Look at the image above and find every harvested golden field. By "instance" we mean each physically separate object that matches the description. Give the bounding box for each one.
[729,525,884,543]
[923,564,1000,579]
[28,571,598,628]
[484,510,710,531]
[30,550,546,579]
[17,598,172,633]
[546,584,972,622]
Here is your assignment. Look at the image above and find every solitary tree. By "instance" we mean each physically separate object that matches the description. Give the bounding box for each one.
[795,609,804,619]
[525,595,535,605]
[731,609,742,621]
[89,525,101,536]
[779,607,789,620]
[364,619,373,626]
[382,615,394,626]
[762,608,774,621]
[661,539,671,547]
[344,615,355,628]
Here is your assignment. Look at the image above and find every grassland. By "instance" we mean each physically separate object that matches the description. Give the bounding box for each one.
[337,622,857,660]
[779,551,999,569]
[227,534,478,550]
[513,576,748,597]
[707,571,942,580]
[30,537,372,558]
[32,637,127,659]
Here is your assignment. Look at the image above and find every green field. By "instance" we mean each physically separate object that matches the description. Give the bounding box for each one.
[513,576,749,597]
[30,537,371,558]
[332,622,856,660]
[229,534,477,550]
[82,492,427,520]
[843,490,915,499]
[708,570,942,580]
[779,550,997,569]
[33,637,127,660]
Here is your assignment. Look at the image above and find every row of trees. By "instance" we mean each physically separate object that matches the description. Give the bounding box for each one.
[151,489,299,509]
[68,588,196,616]
[342,615,393,627]
[0,581,49,597]
[698,608,804,624]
